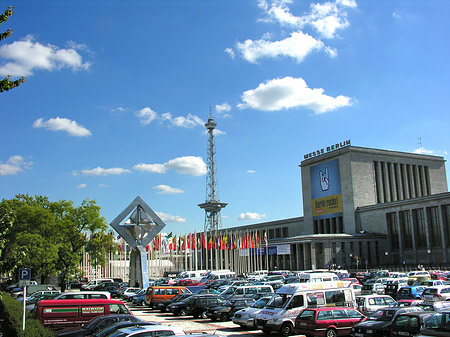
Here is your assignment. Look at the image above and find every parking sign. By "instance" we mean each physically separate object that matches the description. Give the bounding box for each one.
[18,268,31,287]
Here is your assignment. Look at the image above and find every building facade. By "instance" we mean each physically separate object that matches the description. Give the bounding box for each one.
[217,144,450,271]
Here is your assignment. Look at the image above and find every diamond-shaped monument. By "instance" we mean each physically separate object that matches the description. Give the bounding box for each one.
[110,196,166,289]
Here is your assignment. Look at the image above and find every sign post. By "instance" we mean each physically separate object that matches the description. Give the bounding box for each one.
[19,268,31,331]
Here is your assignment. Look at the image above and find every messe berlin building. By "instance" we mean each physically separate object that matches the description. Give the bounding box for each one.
[230,142,450,271]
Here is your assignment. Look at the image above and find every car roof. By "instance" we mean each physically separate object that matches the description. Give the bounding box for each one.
[303,306,358,311]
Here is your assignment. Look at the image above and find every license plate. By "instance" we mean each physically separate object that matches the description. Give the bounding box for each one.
[354,333,364,337]
[299,322,307,326]
[398,332,409,336]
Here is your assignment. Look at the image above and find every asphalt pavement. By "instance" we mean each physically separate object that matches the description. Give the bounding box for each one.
[127,302,271,337]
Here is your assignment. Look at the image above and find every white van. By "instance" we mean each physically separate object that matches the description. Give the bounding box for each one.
[221,285,274,299]
[81,278,114,290]
[176,270,207,281]
[297,272,339,283]
[248,270,269,280]
[255,281,355,336]
[203,270,236,281]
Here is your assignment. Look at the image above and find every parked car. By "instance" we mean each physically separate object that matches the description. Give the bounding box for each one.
[184,294,225,318]
[55,314,142,337]
[294,307,366,337]
[351,307,422,337]
[390,311,433,337]
[154,293,193,312]
[422,285,450,302]
[351,284,363,296]
[397,286,426,300]
[93,321,161,337]
[232,296,272,328]
[389,299,423,308]
[105,325,185,337]
[131,292,146,306]
[355,295,396,315]
[419,309,450,336]
[416,301,450,312]
[207,298,254,322]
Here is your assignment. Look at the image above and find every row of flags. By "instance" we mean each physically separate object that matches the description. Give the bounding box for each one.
[116,230,268,253]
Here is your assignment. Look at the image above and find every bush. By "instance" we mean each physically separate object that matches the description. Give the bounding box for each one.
[0,292,54,336]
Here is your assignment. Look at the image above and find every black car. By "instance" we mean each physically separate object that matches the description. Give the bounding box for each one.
[419,309,450,336]
[95,284,121,298]
[184,294,225,318]
[352,307,423,337]
[167,296,194,316]
[206,298,254,322]
[93,321,160,337]
[154,293,193,312]
[55,314,142,337]
[390,311,432,337]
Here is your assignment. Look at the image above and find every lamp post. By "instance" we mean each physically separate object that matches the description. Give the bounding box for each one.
[427,250,432,269]
[349,253,353,269]
[385,252,389,267]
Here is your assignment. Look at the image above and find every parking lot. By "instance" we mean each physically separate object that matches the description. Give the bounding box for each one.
[128,302,273,337]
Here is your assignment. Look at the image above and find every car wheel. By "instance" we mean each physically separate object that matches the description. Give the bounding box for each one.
[201,310,208,319]
[193,314,199,319]
[326,328,338,337]
[220,313,229,322]
[180,309,187,316]
[280,322,294,336]
[262,328,271,335]
[161,308,166,313]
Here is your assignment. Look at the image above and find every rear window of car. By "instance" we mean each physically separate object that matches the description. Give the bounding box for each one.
[423,289,438,295]
[317,310,333,320]
[347,309,364,319]
[399,288,411,294]
[297,310,315,321]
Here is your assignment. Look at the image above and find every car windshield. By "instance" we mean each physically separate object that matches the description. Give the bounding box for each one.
[368,310,396,322]
[252,298,270,309]
[423,312,450,330]
[222,287,236,295]
[266,294,292,309]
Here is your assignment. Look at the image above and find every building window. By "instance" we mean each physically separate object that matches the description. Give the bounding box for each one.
[413,208,426,249]
[337,216,344,233]
[387,212,399,249]
[282,227,289,238]
[269,229,274,239]
[400,211,413,249]
[275,228,281,238]
[393,163,400,200]
[374,161,381,203]
[428,206,441,248]
[313,220,318,234]
[444,205,450,244]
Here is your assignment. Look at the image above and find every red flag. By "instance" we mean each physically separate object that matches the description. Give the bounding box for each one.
[202,233,206,249]
[188,233,191,249]
[264,231,268,245]
[192,232,196,250]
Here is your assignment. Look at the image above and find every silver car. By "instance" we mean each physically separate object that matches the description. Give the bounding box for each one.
[356,294,396,315]
[232,296,272,328]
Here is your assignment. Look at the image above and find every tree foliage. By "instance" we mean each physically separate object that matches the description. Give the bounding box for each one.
[0,195,117,289]
[0,5,25,93]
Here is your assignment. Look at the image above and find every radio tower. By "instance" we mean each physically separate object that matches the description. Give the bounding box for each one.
[198,113,227,233]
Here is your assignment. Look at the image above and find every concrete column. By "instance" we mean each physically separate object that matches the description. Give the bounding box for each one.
[390,163,398,201]
[324,241,332,268]
[376,161,385,203]
[409,209,419,266]
[439,206,448,264]
[311,243,317,270]
[382,162,391,202]
[409,165,416,198]
[402,164,409,199]
[396,164,404,200]
[414,165,422,197]
[423,207,433,265]
[396,211,404,263]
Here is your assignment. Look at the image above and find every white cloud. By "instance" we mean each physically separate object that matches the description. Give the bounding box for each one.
[236,31,324,63]
[81,167,131,176]
[413,148,435,155]
[257,0,357,39]
[0,35,91,76]
[134,156,207,176]
[156,212,186,223]
[247,170,256,174]
[33,117,92,137]
[216,103,231,114]
[238,212,267,221]
[153,184,185,194]
[135,108,204,129]
[0,155,32,175]
[224,47,235,59]
[77,183,87,189]
[393,11,401,20]
[98,184,109,188]
[135,107,158,125]
[237,76,351,114]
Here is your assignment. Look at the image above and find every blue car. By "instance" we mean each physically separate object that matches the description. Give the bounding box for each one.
[397,286,426,300]
[132,293,146,306]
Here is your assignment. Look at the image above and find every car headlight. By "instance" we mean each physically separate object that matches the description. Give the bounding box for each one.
[366,329,373,334]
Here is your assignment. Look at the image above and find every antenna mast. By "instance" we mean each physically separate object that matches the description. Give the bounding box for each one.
[198,112,227,233]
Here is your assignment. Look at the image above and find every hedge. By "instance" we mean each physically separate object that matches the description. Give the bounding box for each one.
[0,292,54,336]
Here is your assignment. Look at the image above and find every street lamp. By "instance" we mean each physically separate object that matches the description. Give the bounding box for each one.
[385,252,389,267]
[427,250,432,268]
[349,253,353,269]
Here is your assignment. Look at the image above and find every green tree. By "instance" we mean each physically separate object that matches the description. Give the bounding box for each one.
[0,195,117,289]
[0,5,25,93]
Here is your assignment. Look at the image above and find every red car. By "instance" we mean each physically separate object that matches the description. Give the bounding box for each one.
[294,307,366,337]
[177,279,200,286]
[342,278,359,284]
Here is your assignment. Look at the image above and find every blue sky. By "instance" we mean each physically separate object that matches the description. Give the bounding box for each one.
[1,0,449,234]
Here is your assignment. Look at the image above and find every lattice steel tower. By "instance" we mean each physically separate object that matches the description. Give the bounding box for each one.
[198,113,227,232]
